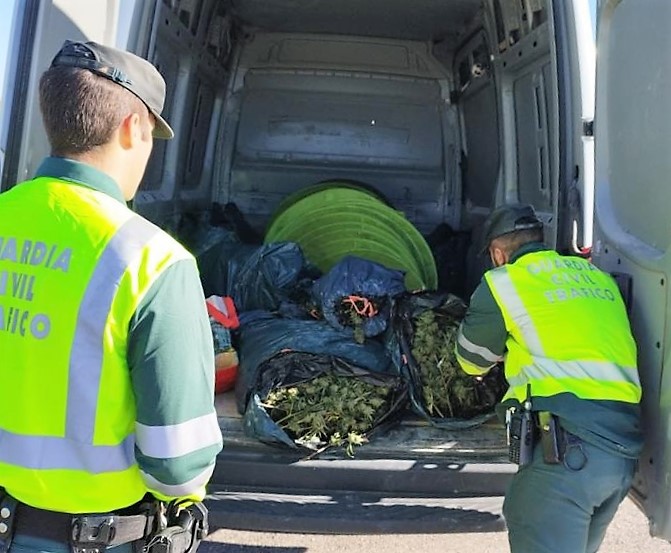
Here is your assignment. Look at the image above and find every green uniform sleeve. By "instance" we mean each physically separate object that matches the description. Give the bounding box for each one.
[127,257,223,502]
[455,277,507,375]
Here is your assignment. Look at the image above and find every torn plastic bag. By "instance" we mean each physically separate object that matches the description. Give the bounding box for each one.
[244,352,408,450]
[235,311,397,414]
[312,256,406,339]
[234,311,407,449]
[388,291,508,430]
[197,240,308,312]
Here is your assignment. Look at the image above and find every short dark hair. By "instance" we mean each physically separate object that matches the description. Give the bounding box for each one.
[39,66,148,156]
[491,228,544,255]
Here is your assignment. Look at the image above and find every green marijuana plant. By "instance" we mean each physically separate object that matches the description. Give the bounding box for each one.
[411,309,503,418]
[262,373,390,456]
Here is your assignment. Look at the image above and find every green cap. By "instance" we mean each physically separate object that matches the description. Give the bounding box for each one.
[50,40,174,139]
[480,203,543,253]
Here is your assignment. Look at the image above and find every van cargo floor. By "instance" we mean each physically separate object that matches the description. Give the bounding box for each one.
[216,391,508,463]
[213,392,513,499]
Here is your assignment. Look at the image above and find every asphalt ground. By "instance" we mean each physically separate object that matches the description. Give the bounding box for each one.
[202,497,671,553]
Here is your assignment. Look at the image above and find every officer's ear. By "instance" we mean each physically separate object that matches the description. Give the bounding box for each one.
[489,244,508,268]
[117,112,146,150]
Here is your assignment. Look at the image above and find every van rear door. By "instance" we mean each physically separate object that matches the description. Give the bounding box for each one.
[0,0,147,191]
[554,0,597,254]
[593,0,671,540]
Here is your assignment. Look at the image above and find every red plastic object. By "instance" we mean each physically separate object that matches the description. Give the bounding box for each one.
[215,364,238,393]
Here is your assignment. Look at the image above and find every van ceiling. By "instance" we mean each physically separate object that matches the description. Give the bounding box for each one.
[225,0,483,43]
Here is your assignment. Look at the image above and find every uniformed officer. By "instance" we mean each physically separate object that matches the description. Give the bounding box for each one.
[0,41,222,553]
[455,203,643,553]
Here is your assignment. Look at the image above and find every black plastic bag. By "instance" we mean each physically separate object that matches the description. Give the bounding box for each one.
[388,291,507,429]
[244,352,408,450]
[234,311,407,450]
[197,241,308,311]
[210,202,263,245]
[312,256,406,339]
[235,311,397,414]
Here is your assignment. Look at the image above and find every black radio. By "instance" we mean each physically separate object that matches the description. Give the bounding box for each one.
[506,407,534,466]
[506,385,535,466]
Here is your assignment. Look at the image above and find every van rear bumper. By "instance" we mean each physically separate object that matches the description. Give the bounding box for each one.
[207,416,515,533]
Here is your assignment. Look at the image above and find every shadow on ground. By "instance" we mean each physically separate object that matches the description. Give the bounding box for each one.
[200,542,306,553]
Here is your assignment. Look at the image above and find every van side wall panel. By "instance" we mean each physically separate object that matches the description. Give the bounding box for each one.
[135,0,231,229]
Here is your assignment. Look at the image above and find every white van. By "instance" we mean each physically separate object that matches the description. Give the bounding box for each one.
[1,0,669,539]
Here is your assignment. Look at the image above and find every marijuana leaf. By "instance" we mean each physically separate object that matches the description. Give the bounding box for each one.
[263,373,392,456]
[410,306,505,419]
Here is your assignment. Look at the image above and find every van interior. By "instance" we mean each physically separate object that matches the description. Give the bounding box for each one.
[131,0,566,459]
[2,0,616,535]
[130,1,582,527]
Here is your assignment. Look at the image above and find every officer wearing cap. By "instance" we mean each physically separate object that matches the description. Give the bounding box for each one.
[455,203,643,553]
[0,41,222,553]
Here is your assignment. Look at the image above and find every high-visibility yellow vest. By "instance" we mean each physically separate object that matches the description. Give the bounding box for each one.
[484,250,641,405]
[0,177,191,513]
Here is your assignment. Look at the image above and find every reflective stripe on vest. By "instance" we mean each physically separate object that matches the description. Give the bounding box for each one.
[485,250,641,405]
[0,178,192,512]
[0,432,135,471]
[68,216,159,446]
[507,359,640,388]
[457,332,503,364]
[0,216,157,473]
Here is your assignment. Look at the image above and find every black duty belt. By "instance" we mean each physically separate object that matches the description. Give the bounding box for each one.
[16,502,153,549]
[0,490,207,553]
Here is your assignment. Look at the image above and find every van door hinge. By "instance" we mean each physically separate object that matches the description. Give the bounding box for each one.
[583,120,594,137]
